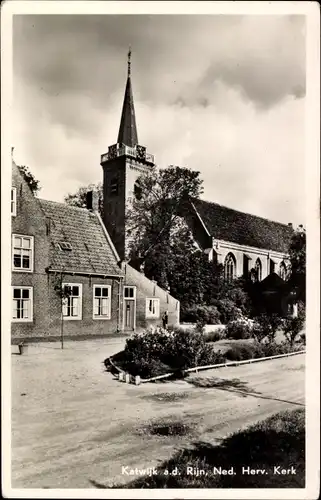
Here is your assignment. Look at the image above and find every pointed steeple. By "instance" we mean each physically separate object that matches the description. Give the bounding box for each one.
[117,48,138,148]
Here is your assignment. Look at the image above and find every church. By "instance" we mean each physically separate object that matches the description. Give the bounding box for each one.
[100,50,293,287]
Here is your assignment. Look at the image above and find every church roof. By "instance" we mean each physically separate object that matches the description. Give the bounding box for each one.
[39,199,122,276]
[117,49,138,147]
[191,198,293,253]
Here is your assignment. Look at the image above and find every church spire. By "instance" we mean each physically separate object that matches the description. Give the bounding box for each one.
[117,47,138,148]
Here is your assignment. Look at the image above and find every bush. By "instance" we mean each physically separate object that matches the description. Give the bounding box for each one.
[204,328,226,343]
[181,305,221,325]
[212,299,243,324]
[283,315,305,346]
[225,343,256,361]
[117,326,226,378]
[251,322,267,343]
[170,328,223,370]
[225,341,296,362]
[253,313,284,343]
[225,319,252,340]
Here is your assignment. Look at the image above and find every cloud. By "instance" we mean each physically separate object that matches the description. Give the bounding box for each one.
[12,14,306,225]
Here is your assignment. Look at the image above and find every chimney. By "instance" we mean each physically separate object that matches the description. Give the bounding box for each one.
[86,190,99,211]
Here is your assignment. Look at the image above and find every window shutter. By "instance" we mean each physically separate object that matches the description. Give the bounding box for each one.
[94,298,99,316]
[62,296,68,317]
[72,297,79,317]
[102,298,108,316]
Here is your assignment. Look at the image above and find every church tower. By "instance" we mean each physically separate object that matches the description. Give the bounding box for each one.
[101,49,155,261]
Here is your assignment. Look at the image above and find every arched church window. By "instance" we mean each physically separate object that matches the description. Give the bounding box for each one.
[255,258,262,282]
[279,261,287,280]
[224,253,236,283]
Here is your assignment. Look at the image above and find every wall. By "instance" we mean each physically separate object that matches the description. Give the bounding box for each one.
[102,156,127,260]
[214,240,288,281]
[11,162,51,341]
[101,155,152,261]
[46,274,121,340]
[123,264,180,331]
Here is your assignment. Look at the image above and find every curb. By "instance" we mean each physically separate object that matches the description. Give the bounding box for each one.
[108,350,306,385]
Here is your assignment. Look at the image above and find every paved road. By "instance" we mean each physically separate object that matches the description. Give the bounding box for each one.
[11,340,305,489]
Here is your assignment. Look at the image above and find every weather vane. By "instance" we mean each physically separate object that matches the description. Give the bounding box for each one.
[128,46,132,76]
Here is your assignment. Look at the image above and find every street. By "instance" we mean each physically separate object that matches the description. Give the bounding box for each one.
[11,339,305,488]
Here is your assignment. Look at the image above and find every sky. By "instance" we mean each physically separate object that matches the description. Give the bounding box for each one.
[13,14,306,225]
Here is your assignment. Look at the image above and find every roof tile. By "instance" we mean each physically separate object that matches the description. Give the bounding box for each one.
[39,199,122,276]
[192,198,293,253]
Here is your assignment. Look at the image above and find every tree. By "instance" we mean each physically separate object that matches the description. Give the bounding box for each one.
[288,226,306,303]
[53,272,73,349]
[126,165,203,286]
[64,182,103,214]
[17,165,41,195]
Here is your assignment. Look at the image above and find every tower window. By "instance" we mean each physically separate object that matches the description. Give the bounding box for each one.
[110,178,119,195]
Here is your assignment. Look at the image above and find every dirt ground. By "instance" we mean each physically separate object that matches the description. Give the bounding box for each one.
[11,338,305,489]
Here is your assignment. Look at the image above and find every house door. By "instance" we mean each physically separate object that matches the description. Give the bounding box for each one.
[123,286,136,331]
[124,300,135,330]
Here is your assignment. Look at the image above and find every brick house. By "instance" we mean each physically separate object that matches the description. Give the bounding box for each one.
[11,161,179,343]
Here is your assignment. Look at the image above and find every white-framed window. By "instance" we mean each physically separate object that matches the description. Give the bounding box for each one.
[146,298,160,319]
[62,283,82,320]
[124,286,136,299]
[11,188,17,216]
[12,286,33,322]
[12,234,34,272]
[93,285,111,319]
[224,253,236,283]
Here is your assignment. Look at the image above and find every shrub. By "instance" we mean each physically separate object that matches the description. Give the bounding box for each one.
[225,341,296,362]
[204,328,226,342]
[251,322,267,343]
[253,313,284,343]
[283,315,305,346]
[226,319,252,340]
[212,299,243,324]
[170,328,221,370]
[181,305,221,325]
[225,343,256,361]
[118,326,225,377]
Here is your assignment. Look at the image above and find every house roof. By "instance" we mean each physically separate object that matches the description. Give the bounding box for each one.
[191,198,293,253]
[39,199,122,276]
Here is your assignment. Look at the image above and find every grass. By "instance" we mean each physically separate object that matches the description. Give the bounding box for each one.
[140,392,190,402]
[111,408,305,488]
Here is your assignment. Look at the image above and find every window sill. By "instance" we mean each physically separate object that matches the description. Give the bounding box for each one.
[93,316,111,320]
[12,319,33,323]
[12,269,33,273]
[62,317,82,321]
